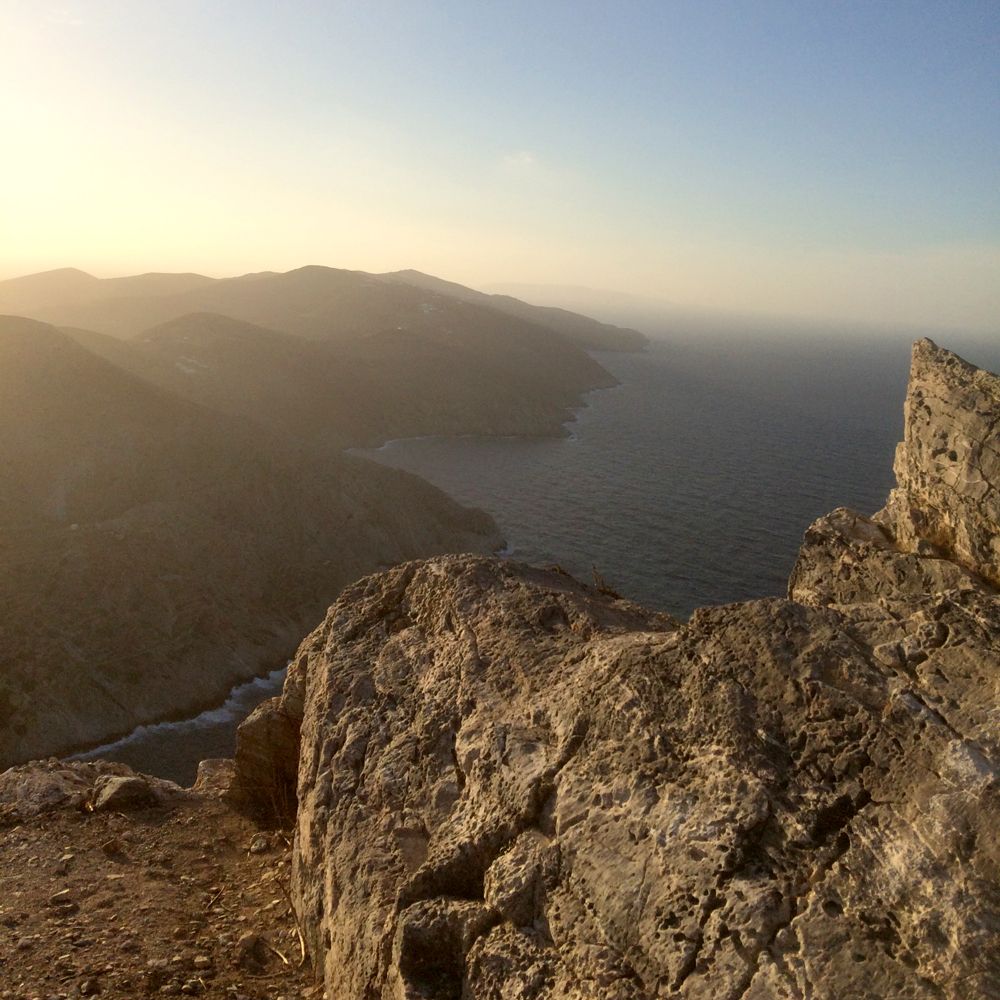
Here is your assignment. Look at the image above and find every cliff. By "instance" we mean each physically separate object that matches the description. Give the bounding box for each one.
[235,339,999,998]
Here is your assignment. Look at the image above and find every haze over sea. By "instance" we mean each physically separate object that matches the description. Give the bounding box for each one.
[80,328,1000,783]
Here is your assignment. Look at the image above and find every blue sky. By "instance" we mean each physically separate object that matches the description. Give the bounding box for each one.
[3,1,998,329]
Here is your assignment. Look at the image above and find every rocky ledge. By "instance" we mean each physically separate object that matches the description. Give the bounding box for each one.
[232,339,998,999]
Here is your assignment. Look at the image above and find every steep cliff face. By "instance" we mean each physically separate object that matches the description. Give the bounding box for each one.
[877,338,999,586]
[238,340,999,999]
[789,339,999,606]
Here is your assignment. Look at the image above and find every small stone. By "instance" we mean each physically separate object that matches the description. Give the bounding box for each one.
[93,775,159,812]
[248,834,270,855]
[79,980,100,996]
[100,838,126,859]
[144,959,170,992]
[234,931,270,972]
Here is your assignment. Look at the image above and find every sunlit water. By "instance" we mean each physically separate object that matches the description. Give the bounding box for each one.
[80,332,1000,784]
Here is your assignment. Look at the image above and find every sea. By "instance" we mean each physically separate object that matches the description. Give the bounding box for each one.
[76,330,1000,783]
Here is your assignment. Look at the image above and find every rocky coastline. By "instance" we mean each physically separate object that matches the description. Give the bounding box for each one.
[1,339,997,999]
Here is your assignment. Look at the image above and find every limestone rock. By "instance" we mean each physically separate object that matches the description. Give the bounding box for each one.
[0,759,185,820]
[283,558,998,999]
[876,338,999,585]
[92,774,160,812]
[229,696,301,819]
[192,757,237,797]
[238,340,998,999]
[788,506,983,608]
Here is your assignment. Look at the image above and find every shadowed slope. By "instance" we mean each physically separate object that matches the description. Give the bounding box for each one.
[64,306,616,447]
[383,268,648,351]
[0,316,501,767]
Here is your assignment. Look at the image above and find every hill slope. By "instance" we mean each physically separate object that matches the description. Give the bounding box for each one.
[0,316,501,766]
[63,305,615,446]
[2,264,631,445]
[383,267,648,351]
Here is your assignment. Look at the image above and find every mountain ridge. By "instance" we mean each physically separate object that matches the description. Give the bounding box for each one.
[0,264,646,353]
[381,268,648,351]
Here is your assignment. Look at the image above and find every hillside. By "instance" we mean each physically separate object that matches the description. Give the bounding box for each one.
[63,305,616,447]
[0,265,644,352]
[383,268,648,351]
[0,264,636,446]
[0,261,645,766]
[0,316,501,767]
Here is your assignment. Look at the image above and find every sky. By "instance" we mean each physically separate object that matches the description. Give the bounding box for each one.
[2,0,998,331]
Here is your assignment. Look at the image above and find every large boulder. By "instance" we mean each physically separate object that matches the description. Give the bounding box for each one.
[0,759,185,820]
[240,340,999,998]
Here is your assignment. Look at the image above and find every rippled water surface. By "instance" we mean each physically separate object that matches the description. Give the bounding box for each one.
[362,335,925,615]
[73,668,287,782]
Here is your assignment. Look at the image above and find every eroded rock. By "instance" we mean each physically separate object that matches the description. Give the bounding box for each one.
[93,774,160,812]
[877,337,999,585]
[0,759,185,820]
[237,339,999,999]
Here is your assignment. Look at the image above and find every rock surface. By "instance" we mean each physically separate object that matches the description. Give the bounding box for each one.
[92,773,161,812]
[237,339,999,999]
[876,337,1000,586]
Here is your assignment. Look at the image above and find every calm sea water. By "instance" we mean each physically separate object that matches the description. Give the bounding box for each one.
[78,331,1000,783]
[363,334,918,615]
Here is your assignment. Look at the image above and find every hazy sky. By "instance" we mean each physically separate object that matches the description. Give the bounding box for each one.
[3,1,998,330]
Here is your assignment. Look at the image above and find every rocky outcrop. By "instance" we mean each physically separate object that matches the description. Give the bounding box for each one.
[236,339,999,999]
[789,338,998,606]
[876,338,999,586]
[0,759,188,820]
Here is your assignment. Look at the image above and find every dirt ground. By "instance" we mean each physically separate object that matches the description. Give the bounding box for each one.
[0,763,321,1000]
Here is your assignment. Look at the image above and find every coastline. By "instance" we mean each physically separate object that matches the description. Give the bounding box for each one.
[70,666,289,774]
[353,362,626,456]
[62,354,633,779]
